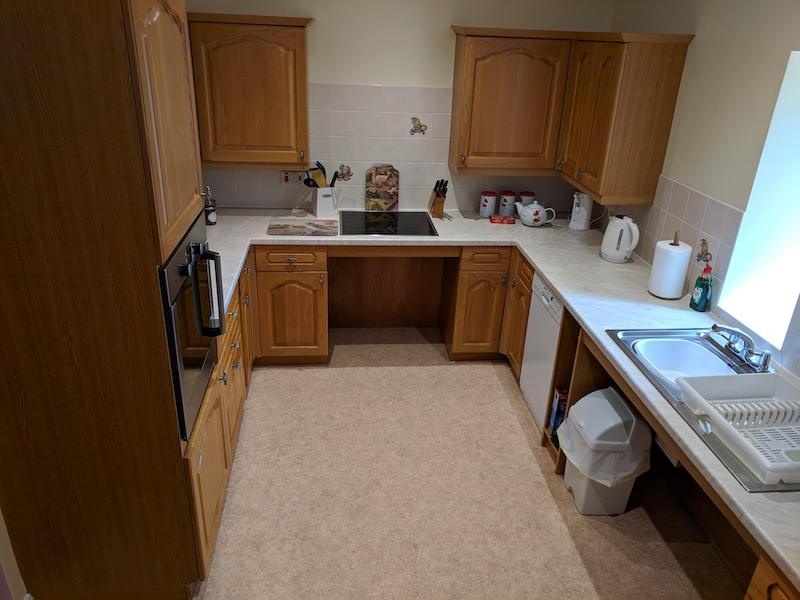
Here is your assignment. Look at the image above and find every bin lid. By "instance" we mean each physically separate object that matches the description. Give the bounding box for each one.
[570,388,635,450]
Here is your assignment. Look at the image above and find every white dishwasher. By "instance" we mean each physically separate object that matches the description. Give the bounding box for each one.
[519,274,564,432]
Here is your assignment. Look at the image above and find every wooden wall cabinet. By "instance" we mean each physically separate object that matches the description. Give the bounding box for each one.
[188,14,311,168]
[130,0,204,261]
[449,35,570,174]
[449,27,692,204]
[499,250,534,378]
[254,247,328,362]
[557,39,689,205]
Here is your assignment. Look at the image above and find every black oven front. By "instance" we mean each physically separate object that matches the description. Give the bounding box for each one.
[159,214,225,441]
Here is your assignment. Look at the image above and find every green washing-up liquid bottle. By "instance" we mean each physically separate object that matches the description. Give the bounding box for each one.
[690,265,713,312]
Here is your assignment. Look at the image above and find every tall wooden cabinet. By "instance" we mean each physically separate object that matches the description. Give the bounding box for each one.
[188,14,311,168]
[3,3,209,598]
[449,35,570,173]
[130,0,204,261]
[449,27,692,204]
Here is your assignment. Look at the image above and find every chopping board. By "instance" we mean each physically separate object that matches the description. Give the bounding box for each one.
[267,219,338,236]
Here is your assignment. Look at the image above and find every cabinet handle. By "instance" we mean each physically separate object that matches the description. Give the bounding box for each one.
[227,309,238,319]
[575,169,582,180]
[501,274,507,285]
[231,341,240,350]
[511,279,517,288]
[286,256,296,263]
[557,159,565,168]
[243,295,251,307]
[219,371,228,385]
[320,274,325,284]
[233,361,242,370]
[460,154,466,164]
[299,150,305,160]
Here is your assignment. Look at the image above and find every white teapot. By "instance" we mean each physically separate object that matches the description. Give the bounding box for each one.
[516,200,556,227]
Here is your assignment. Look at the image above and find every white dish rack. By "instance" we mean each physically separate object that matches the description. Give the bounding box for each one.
[678,374,800,485]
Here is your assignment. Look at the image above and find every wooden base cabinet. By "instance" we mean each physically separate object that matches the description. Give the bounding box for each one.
[747,557,799,600]
[499,251,534,378]
[445,247,512,357]
[185,378,229,578]
[253,246,328,363]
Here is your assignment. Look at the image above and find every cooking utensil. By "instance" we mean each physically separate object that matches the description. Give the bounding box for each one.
[303,177,318,188]
[330,171,339,187]
[310,168,327,188]
[315,161,327,178]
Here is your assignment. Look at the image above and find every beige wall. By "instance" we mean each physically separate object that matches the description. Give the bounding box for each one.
[186,0,612,86]
[611,0,800,210]
[0,509,24,600]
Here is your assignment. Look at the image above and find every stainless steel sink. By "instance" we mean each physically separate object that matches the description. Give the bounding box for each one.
[608,328,793,492]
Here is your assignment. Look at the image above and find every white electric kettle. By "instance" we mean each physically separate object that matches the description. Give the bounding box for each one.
[516,200,556,227]
[600,215,640,263]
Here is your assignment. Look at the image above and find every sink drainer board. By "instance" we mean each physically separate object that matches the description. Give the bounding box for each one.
[608,328,800,492]
[679,374,800,486]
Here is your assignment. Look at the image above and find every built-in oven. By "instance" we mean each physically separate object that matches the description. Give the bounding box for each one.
[159,214,225,441]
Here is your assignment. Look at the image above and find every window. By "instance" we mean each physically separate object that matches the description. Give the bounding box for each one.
[719,51,800,350]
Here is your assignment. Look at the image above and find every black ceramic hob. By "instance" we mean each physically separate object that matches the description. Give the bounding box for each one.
[339,211,438,236]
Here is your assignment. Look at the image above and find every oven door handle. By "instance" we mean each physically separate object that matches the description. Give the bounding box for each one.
[192,247,225,337]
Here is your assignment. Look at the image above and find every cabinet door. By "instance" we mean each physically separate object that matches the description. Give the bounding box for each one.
[257,271,328,357]
[499,259,533,378]
[185,380,229,577]
[557,41,624,195]
[452,271,508,354]
[130,0,204,261]
[456,37,570,170]
[190,22,308,166]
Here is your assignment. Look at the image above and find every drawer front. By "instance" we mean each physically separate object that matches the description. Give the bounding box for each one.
[220,289,242,362]
[255,246,327,272]
[460,246,512,271]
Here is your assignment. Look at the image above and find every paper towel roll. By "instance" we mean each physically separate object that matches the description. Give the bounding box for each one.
[648,240,692,299]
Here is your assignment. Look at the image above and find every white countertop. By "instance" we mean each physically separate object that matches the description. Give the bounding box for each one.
[208,208,800,588]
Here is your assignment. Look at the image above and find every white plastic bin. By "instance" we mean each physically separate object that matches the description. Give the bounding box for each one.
[557,387,651,515]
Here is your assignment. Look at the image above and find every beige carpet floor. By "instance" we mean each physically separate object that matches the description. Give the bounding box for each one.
[196,328,743,600]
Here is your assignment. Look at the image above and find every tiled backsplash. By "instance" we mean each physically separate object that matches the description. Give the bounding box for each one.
[203,83,577,214]
[622,175,744,301]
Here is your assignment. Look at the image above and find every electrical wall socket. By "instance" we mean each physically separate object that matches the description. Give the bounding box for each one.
[280,171,304,184]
